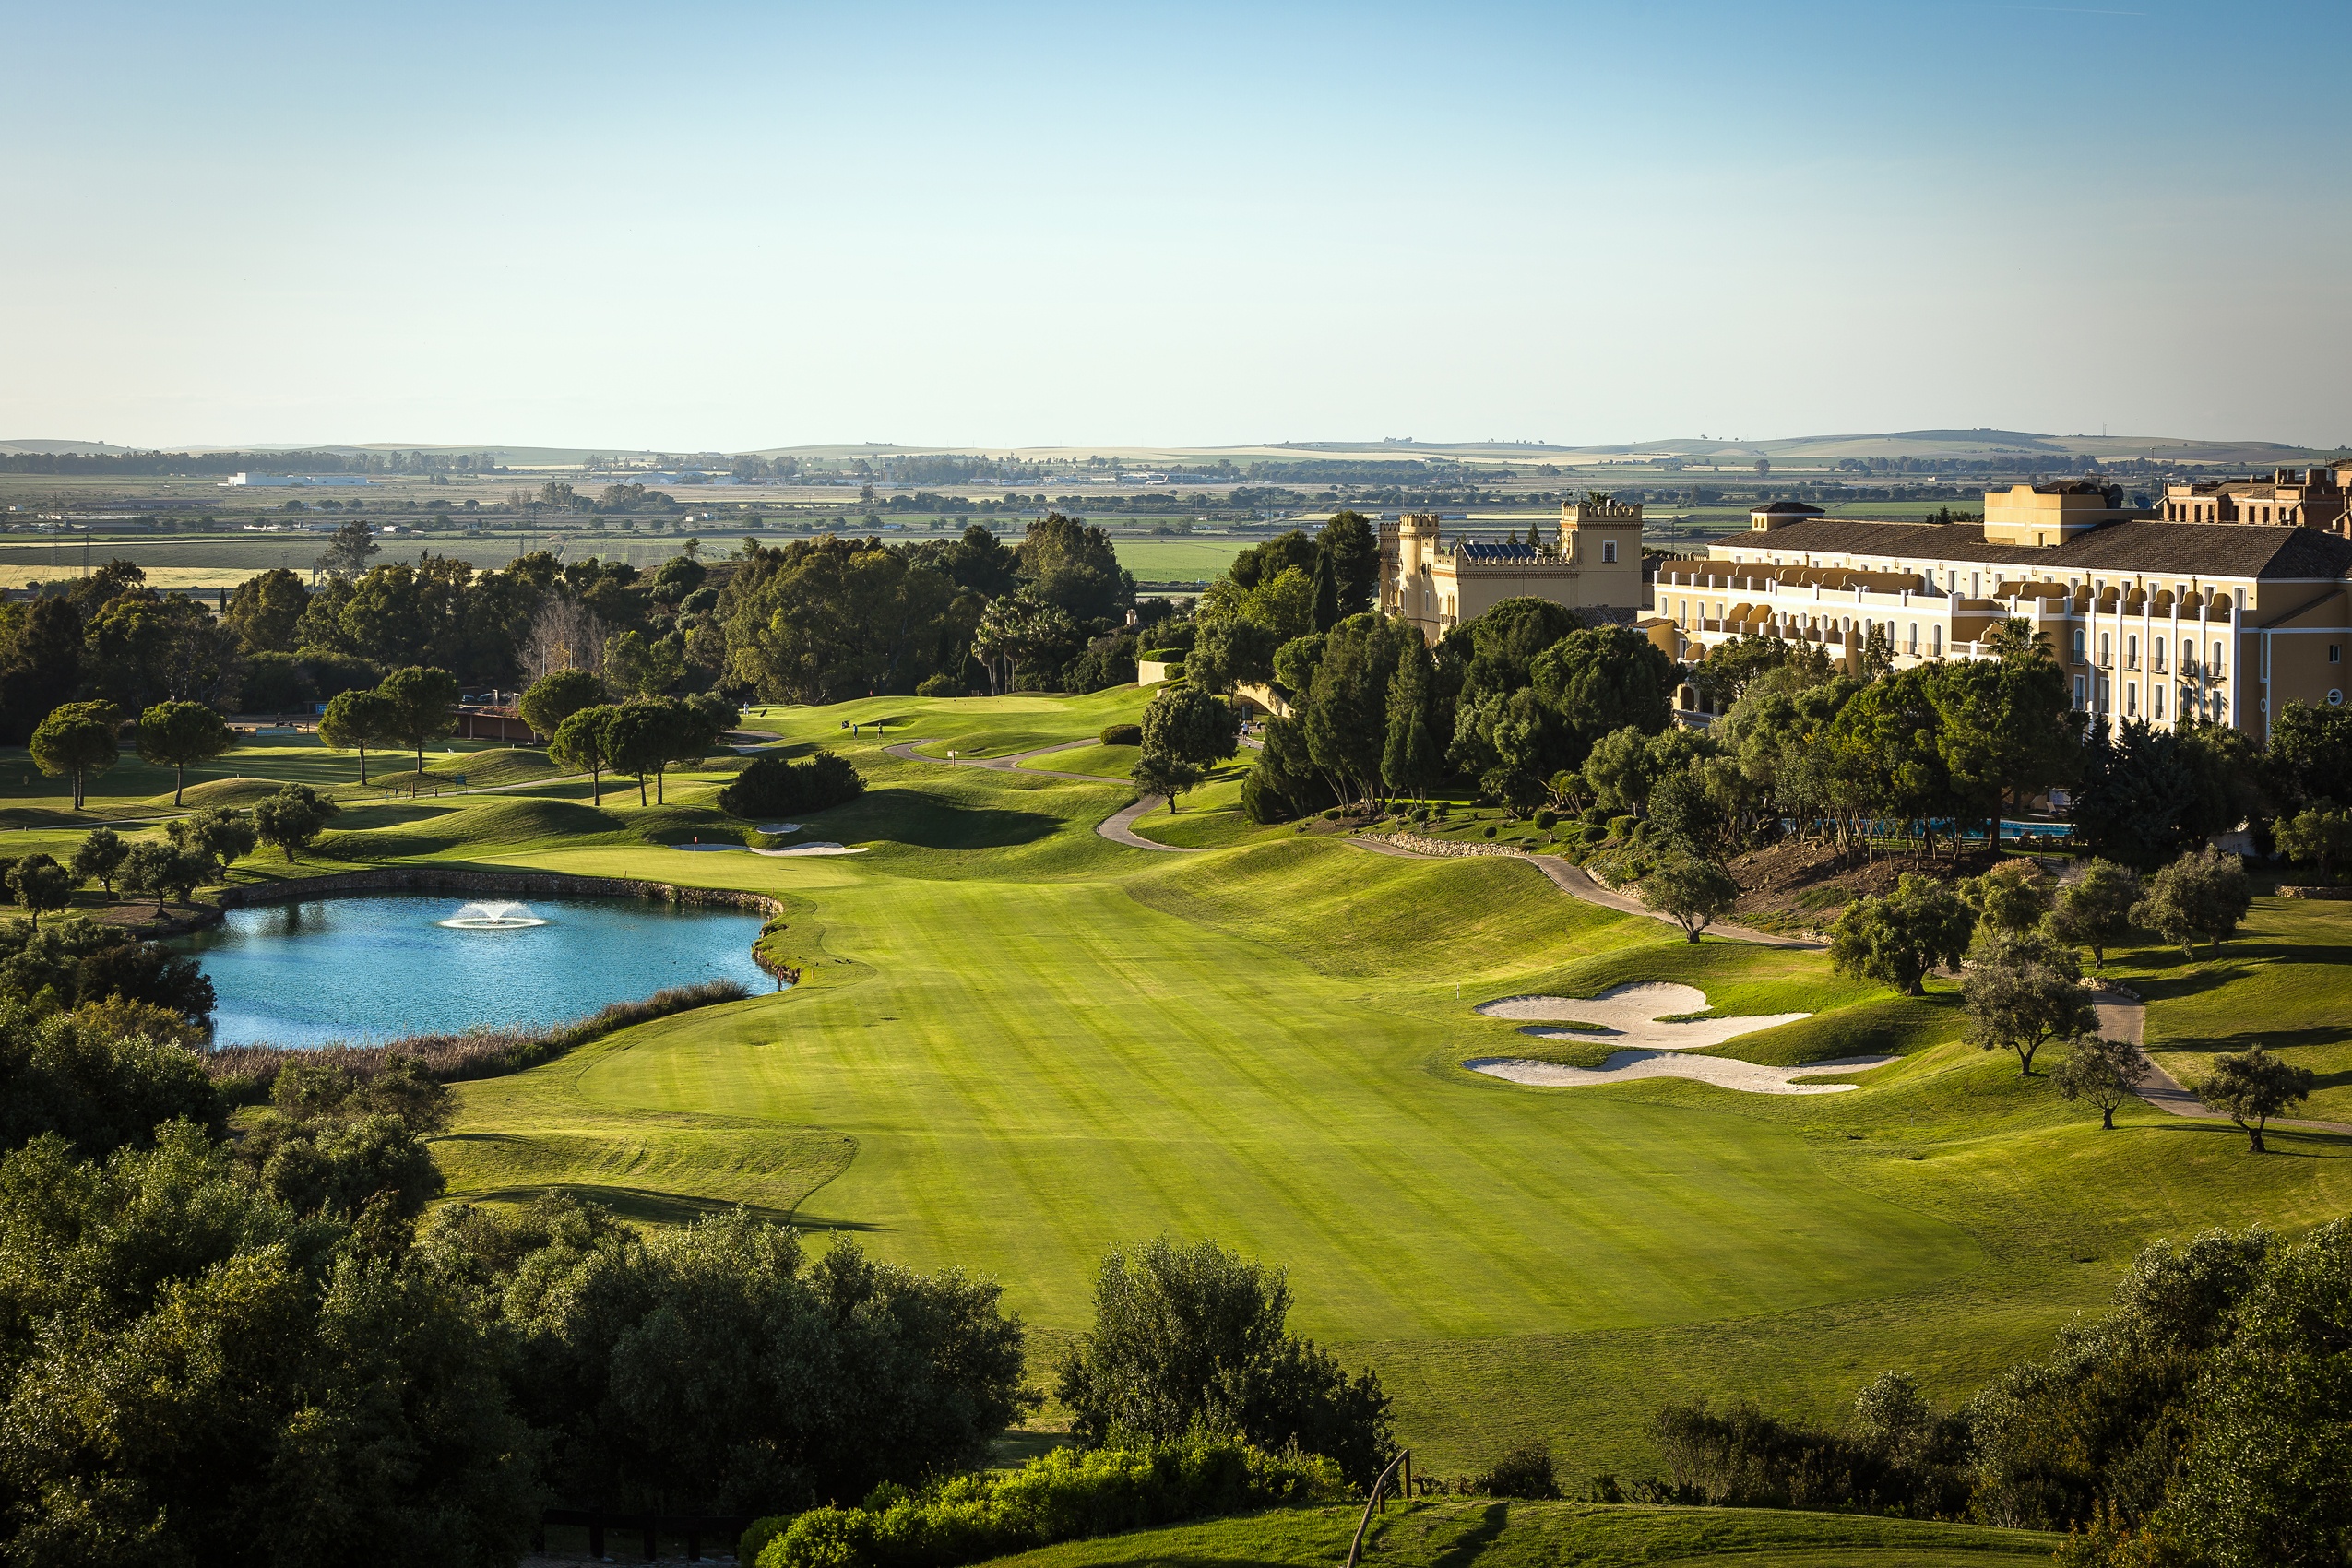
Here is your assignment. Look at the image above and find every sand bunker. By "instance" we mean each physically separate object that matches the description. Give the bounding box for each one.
[1466,981,1884,1095]
[1476,982,1810,1051]
[1467,1050,1895,1094]
[750,841,867,857]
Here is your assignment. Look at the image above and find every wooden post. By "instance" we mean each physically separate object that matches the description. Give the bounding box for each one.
[1344,1451,1408,1568]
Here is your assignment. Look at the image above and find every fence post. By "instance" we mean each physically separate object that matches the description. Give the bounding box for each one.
[1343,1450,1408,1568]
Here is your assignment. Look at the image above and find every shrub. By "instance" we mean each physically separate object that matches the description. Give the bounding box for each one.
[1099,723,1143,747]
[741,1515,793,1565]
[718,751,864,819]
[917,672,962,698]
[1411,806,1430,823]
[1474,1442,1561,1500]
[758,1440,1346,1568]
[1482,825,1498,839]
[1433,802,1450,819]
[1580,804,1614,826]
[1533,808,1558,830]
[1608,814,1638,841]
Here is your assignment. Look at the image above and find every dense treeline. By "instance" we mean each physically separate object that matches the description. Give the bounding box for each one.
[0,512,1156,740]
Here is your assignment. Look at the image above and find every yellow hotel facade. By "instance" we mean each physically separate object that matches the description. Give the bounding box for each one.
[1646,481,2352,742]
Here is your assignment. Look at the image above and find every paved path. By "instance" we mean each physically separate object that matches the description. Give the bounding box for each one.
[1348,836,1823,949]
[884,738,1199,852]
[2091,991,2352,1136]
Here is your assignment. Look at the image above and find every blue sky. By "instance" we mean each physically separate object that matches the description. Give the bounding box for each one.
[2,1,2346,451]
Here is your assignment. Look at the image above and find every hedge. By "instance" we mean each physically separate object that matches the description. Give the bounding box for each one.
[755,1439,1348,1568]
[718,751,864,819]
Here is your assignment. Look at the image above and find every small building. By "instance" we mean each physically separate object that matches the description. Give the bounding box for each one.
[220,472,372,488]
[455,705,537,742]
[2161,465,2352,534]
[1379,497,1646,644]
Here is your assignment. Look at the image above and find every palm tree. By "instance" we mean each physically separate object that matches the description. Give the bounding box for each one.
[1982,618,2051,662]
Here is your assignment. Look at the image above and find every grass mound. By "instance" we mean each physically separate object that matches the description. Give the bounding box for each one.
[162,776,286,811]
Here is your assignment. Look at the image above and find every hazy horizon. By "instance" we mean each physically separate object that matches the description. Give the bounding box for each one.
[6,1,2346,453]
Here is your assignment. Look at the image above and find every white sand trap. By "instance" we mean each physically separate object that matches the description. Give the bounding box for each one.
[756,823,803,835]
[750,841,867,857]
[1467,1051,1896,1094]
[1476,982,1810,1051]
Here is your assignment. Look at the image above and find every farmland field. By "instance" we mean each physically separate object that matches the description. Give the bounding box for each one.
[14,687,2349,1482]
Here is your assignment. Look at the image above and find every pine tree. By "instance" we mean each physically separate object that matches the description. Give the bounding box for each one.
[1311,545,1340,633]
[1383,629,1441,802]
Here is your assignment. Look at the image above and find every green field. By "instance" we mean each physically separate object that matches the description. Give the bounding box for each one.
[984,1498,2053,1566]
[12,686,2351,1486]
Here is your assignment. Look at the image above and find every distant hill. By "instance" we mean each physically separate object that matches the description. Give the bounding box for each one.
[0,439,137,457]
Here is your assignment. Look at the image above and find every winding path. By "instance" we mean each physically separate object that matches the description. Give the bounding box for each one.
[2090,992,2352,1136]
[883,739,1200,853]
[1346,835,1822,950]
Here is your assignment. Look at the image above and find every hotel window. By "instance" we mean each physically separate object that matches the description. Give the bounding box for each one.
[2332,645,2343,665]
[1930,625,1942,655]
[2155,685,2166,719]
[2152,636,2166,671]
[2126,634,2138,670]
[2074,675,2087,710]
[2097,674,2111,712]
[1602,540,1618,564]
[2216,695,2227,722]
[1907,623,1918,655]
[2073,628,2086,663]
[2126,683,2138,718]
[1970,572,1980,597]
[2213,640,2225,674]
[2099,632,2110,666]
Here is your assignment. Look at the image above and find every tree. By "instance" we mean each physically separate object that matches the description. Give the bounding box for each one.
[602,702,676,807]
[70,826,128,897]
[1309,544,1340,633]
[2275,807,2352,885]
[2263,699,2352,813]
[2073,720,2251,873]
[1827,873,1977,996]
[2047,859,2141,971]
[1964,930,2093,1075]
[121,839,196,914]
[0,595,85,745]
[1146,685,1243,778]
[2133,847,2252,956]
[136,699,236,807]
[515,668,604,741]
[1318,510,1380,619]
[548,704,619,805]
[169,806,256,879]
[2050,1033,2151,1130]
[6,853,72,928]
[318,687,398,787]
[1961,860,2051,939]
[1980,617,2051,661]
[220,566,310,654]
[603,628,685,699]
[2168,1218,2352,1566]
[30,700,120,810]
[1301,615,1406,803]
[1054,1236,1395,1488]
[316,518,380,577]
[252,783,340,861]
[1381,631,1443,802]
[375,666,460,796]
[1642,849,1740,943]
[2196,1046,2314,1153]
[1131,748,1201,812]
[1017,513,1130,623]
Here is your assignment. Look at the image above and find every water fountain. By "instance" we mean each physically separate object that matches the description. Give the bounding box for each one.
[438,899,548,929]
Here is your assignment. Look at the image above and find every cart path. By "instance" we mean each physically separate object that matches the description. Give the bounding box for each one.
[2091,992,2352,1135]
[1348,836,1823,949]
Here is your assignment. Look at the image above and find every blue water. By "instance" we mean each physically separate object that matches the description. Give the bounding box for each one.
[175,894,769,1048]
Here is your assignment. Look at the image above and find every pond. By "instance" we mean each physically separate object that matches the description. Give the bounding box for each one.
[175,894,771,1048]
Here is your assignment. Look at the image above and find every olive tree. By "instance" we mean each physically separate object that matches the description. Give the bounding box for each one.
[1828,873,1977,996]
[6,853,73,928]
[2050,1032,2151,1129]
[252,783,340,861]
[2046,859,2141,970]
[2133,847,2252,957]
[1642,849,1740,943]
[2196,1046,2315,1153]
[70,826,128,897]
[1963,930,2095,1076]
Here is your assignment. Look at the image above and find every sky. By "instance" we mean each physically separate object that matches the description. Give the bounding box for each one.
[2,0,2347,453]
